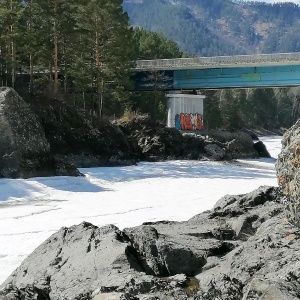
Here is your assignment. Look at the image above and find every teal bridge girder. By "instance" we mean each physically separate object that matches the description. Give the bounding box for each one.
[133,52,300,90]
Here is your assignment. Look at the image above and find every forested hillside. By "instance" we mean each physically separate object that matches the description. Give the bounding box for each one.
[123,0,300,56]
[1,0,300,131]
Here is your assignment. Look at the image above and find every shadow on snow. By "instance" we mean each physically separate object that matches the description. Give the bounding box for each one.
[81,159,276,183]
[0,176,108,203]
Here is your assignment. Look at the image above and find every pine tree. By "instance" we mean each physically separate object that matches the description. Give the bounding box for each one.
[247,88,277,128]
[74,0,133,117]
[0,0,23,87]
[219,89,241,129]
[202,90,222,129]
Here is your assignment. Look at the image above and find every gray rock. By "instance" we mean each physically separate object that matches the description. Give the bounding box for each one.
[93,293,122,300]
[27,96,136,169]
[120,116,261,162]
[168,274,187,286]
[204,143,226,160]
[276,119,300,226]
[3,186,298,300]
[0,87,54,178]
[208,129,259,159]
[253,140,271,158]
[1,223,135,299]
[124,225,206,277]
[54,162,84,177]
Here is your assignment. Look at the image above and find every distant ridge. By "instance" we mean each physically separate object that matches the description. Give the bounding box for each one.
[123,0,300,56]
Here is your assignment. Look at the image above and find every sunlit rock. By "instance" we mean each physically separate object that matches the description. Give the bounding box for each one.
[276,119,300,226]
[3,186,298,300]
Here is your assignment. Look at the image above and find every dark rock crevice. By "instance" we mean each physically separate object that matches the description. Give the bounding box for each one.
[207,242,236,257]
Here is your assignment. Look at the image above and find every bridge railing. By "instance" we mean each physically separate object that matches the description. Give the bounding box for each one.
[135,52,300,71]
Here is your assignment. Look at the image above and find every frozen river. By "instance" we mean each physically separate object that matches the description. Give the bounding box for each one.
[0,136,282,284]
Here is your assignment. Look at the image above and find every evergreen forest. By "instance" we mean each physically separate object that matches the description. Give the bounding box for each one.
[0,0,300,130]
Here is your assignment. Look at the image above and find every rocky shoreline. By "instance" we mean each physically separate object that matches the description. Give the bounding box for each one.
[1,185,298,300]
[0,87,270,179]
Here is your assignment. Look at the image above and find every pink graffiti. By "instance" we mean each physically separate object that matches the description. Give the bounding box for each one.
[176,113,203,130]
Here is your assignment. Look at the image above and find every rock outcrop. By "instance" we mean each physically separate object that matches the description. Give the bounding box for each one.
[119,115,188,161]
[0,87,54,178]
[276,119,300,226]
[3,186,299,300]
[27,96,136,168]
[207,129,261,159]
[119,116,265,162]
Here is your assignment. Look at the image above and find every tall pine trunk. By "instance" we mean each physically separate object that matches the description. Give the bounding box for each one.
[95,13,102,118]
[29,0,34,93]
[53,0,58,92]
[6,0,12,86]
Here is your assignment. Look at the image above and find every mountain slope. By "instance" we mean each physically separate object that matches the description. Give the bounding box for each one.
[123,0,300,56]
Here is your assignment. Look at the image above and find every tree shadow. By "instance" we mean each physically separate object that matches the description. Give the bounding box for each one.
[0,176,108,203]
[80,159,276,183]
[0,159,276,204]
[32,176,109,192]
[0,179,40,202]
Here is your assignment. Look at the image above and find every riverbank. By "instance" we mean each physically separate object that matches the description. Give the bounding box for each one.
[0,136,281,284]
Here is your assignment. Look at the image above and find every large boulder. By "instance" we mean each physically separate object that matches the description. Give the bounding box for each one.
[207,129,259,159]
[204,143,226,160]
[254,140,271,158]
[3,186,300,300]
[118,116,263,161]
[0,87,54,178]
[276,119,300,226]
[118,115,206,161]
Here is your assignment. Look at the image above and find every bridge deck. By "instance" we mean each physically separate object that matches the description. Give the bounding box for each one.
[135,52,300,71]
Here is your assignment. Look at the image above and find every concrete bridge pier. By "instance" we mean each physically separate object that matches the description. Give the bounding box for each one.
[166,92,205,131]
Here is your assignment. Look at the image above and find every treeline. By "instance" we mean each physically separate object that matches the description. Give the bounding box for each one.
[0,0,184,117]
[1,0,300,130]
[0,0,135,117]
[204,87,300,130]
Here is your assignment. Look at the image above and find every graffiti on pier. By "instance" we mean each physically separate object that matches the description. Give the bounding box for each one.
[175,113,203,131]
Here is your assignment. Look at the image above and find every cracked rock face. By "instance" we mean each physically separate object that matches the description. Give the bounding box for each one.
[3,186,300,300]
[0,87,53,178]
[276,119,300,227]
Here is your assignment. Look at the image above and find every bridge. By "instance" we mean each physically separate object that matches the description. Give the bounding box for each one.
[134,52,300,90]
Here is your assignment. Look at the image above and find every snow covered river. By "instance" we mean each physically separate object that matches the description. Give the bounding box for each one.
[0,136,282,284]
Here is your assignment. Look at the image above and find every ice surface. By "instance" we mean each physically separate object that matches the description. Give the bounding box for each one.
[0,136,282,284]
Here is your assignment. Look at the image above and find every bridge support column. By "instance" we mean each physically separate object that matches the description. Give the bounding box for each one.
[166,93,205,131]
